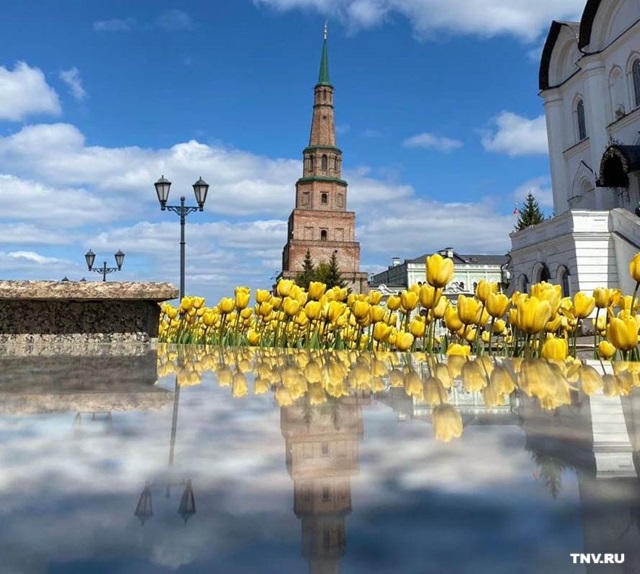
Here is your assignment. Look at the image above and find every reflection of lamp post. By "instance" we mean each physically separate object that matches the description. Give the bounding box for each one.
[154,175,209,301]
[85,249,125,282]
[135,351,195,526]
[134,478,196,526]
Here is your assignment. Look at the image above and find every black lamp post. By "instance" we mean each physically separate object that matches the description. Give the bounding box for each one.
[85,249,125,281]
[154,175,209,301]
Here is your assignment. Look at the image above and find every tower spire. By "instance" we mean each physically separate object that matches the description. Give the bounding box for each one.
[317,22,331,86]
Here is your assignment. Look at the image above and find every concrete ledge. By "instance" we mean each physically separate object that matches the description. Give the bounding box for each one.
[0,280,178,344]
[0,280,178,300]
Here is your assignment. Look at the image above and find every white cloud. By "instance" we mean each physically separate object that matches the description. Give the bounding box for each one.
[93,18,136,32]
[6,251,66,265]
[358,197,513,262]
[0,62,61,121]
[59,68,87,101]
[361,128,383,138]
[253,0,584,41]
[481,111,548,156]
[513,176,554,209]
[0,121,515,301]
[156,9,193,31]
[403,132,463,152]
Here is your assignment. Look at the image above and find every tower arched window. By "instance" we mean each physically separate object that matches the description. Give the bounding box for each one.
[321,193,328,204]
[633,59,640,108]
[576,99,587,141]
[320,230,327,241]
[321,154,328,171]
[558,266,571,297]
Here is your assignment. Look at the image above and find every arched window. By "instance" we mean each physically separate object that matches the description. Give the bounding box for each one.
[321,155,328,171]
[320,230,327,241]
[633,60,640,108]
[538,264,551,283]
[321,193,328,204]
[576,99,587,141]
[558,266,571,297]
[521,275,529,294]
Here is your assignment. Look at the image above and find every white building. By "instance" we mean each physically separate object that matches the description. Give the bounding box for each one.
[510,0,640,297]
[369,247,509,301]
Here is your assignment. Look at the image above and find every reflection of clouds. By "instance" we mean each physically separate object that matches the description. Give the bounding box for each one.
[0,352,636,572]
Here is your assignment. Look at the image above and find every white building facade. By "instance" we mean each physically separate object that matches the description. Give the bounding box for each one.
[510,0,640,297]
[369,248,509,301]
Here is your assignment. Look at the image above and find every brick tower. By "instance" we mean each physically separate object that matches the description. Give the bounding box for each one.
[280,25,369,293]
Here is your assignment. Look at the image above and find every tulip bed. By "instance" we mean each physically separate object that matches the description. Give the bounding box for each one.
[158,252,640,361]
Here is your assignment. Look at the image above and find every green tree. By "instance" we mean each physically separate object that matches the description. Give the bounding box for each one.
[515,192,545,231]
[324,251,347,289]
[295,249,316,290]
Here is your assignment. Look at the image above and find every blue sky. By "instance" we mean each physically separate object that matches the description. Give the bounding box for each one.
[0,0,585,303]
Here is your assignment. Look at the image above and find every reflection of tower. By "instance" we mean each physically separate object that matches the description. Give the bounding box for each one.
[281,396,364,574]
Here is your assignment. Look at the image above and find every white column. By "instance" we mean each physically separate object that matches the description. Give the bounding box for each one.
[543,91,569,214]
[580,56,610,209]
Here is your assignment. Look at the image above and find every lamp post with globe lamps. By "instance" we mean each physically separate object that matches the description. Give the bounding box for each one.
[154,175,209,301]
[85,249,125,281]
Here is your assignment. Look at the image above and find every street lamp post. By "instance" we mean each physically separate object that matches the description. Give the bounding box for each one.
[85,249,125,281]
[154,175,209,301]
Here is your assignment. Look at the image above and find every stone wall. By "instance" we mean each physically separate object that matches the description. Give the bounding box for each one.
[0,281,178,345]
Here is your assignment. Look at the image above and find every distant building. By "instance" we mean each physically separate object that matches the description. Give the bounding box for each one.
[368,247,509,300]
[509,0,640,297]
[279,26,369,293]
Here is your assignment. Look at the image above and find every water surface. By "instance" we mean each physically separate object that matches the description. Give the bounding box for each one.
[1,347,639,574]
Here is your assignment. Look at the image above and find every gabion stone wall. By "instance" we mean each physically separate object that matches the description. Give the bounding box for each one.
[0,281,178,345]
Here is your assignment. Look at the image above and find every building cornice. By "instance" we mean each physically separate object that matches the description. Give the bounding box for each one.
[296,176,348,185]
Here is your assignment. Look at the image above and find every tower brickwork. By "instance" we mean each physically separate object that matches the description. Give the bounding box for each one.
[280,27,369,293]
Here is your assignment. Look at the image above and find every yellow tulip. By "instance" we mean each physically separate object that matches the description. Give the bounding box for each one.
[486,292,509,318]
[307,281,326,300]
[457,295,482,325]
[240,308,253,319]
[630,252,640,282]
[276,279,294,297]
[192,296,205,309]
[369,305,386,323]
[409,318,426,338]
[516,296,552,335]
[444,304,463,332]
[540,336,568,361]
[352,300,370,320]
[255,289,271,304]
[327,301,346,322]
[492,318,506,334]
[219,297,235,314]
[387,295,401,311]
[593,287,609,309]
[394,332,414,352]
[573,291,595,319]
[304,300,322,320]
[597,340,616,360]
[373,322,392,343]
[446,343,470,356]
[234,287,251,310]
[180,296,194,312]
[283,297,301,317]
[368,291,383,305]
[432,295,448,319]
[166,306,179,320]
[426,253,455,288]
[247,329,260,345]
[475,280,497,303]
[607,317,638,352]
[400,290,419,312]
[432,404,463,442]
[417,283,437,309]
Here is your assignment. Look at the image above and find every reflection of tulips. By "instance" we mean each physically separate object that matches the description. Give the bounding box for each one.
[432,404,463,442]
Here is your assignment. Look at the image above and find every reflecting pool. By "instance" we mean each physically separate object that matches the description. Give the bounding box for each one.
[2,345,640,573]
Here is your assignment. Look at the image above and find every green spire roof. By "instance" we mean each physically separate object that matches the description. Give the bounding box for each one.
[317,23,331,86]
